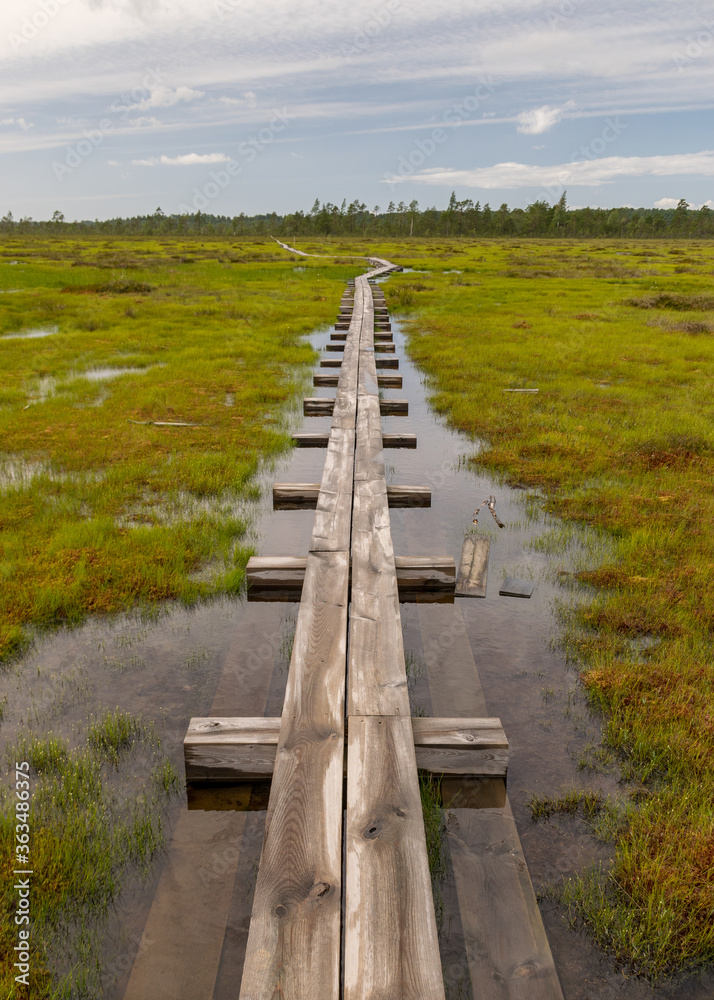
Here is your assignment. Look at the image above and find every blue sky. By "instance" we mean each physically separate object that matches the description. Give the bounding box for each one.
[1,0,713,220]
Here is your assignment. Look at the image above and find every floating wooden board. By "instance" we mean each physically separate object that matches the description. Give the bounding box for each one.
[499,577,535,599]
[184,716,508,782]
[455,535,490,598]
[273,483,430,509]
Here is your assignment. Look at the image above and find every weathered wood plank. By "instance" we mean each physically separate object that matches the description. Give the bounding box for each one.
[326,343,346,351]
[238,551,348,1000]
[415,603,563,999]
[449,806,565,999]
[320,358,343,367]
[184,716,508,782]
[374,343,396,353]
[304,398,407,417]
[315,374,401,388]
[293,432,415,448]
[455,534,490,598]
[123,811,247,1000]
[246,555,454,591]
[273,483,430,510]
[382,433,417,448]
[500,577,535,599]
[344,716,445,1000]
[375,358,399,369]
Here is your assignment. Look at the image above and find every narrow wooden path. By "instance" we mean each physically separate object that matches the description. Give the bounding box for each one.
[179,258,564,999]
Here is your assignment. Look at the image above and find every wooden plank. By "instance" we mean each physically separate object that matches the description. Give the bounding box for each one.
[292,432,330,447]
[382,433,416,448]
[379,399,408,415]
[320,359,342,368]
[184,716,508,782]
[374,343,395,353]
[374,332,393,342]
[238,551,348,1000]
[375,358,399,369]
[123,811,247,1000]
[298,430,414,449]
[345,277,445,998]
[304,398,335,415]
[500,577,535,599]
[273,483,430,510]
[326,343,346,351]
[344,716,445,1000]
[455,534,490,598]
[449,807,565,999]
[414,603,564,999]
[304,398,407,416]
[246,555,454,591]
[238,274,367,998]
[331,333,348,341]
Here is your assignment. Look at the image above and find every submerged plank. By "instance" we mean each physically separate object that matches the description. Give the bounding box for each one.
[455,534,490,598]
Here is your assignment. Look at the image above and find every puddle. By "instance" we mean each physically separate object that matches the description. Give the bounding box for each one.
[1,312,709,999]
[81,366,154,382]
[1,325,58,340]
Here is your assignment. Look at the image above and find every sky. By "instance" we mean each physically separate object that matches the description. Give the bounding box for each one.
[1,0,713,221]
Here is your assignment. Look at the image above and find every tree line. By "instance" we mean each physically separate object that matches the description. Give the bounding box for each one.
[2,194,713,239]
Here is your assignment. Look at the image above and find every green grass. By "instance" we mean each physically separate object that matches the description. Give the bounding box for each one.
[0,236,363,662]
[338,236,714,981]
[0,714,180,998]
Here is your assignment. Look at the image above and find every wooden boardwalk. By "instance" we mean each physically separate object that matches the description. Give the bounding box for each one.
[176,258,564,999]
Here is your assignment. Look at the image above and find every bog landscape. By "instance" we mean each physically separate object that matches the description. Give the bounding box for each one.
[1,233,713,999]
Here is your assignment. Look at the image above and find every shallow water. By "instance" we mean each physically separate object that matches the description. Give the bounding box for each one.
[1,300,711,999]
[1,324,58,339]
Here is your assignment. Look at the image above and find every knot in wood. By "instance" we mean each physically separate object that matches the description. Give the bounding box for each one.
[274,904,288,919]
[363,820,381,840]
[310,882,331,899]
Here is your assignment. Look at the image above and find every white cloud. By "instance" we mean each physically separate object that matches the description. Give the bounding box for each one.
[131,152,231,166]
[386,151,714,189]
[516,102,575,134]
[653,197,681,209]
[127,86,204,112]
[1,116,34,130]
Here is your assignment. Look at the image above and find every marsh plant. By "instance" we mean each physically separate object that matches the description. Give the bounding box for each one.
[0,711,180,997]
[0,237,363,664]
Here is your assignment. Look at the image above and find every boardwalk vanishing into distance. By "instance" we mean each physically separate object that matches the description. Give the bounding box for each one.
[179,255,565,998]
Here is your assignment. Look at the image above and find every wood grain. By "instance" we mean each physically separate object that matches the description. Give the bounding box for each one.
[273,483,430,510]
[344,716,445,1000]
[455,534,490,598]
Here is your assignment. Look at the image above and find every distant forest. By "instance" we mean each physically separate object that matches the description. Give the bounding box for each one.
[2,193,713,239]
